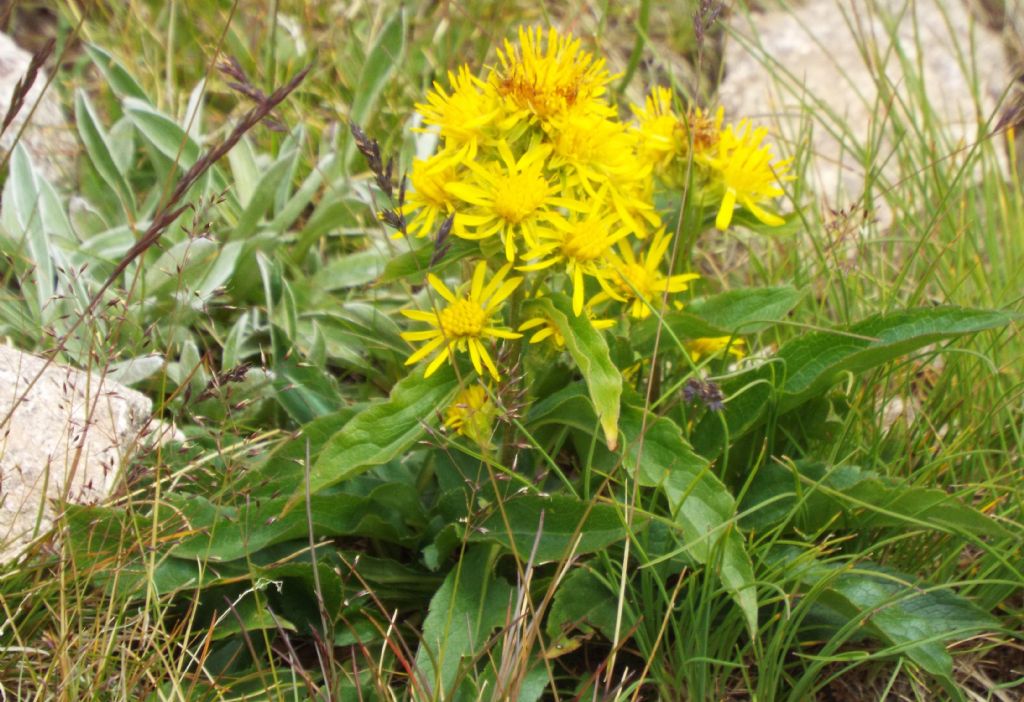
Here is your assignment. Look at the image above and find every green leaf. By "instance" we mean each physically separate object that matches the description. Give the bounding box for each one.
[775,547,998,678]
[634,286,801,350]
[273,356,343,424]
[123,97,202,168]
[314,248,388,290]
[207,592,296,641]
[296,366,460,503]
[468,495,628,563]
[169,485,423,562]
[777,307,1012,409]
[84,44,148,101]
[1,145,54,320]
[416,545,512,697]
[229,146,299,240]
[694,306,1013,458]
[741,462,1010,537]
[74,90,135,215]
[687,286,802,333]
[65,505,201,598]
[346,9,406,165]
[141,237,221,299]
[529,294,622,449]
[545,568,624,641]
[379,236,478,283]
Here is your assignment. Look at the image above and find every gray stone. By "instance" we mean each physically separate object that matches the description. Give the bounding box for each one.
[719,0,1012,227]
[0,32,76,185]
[0,345,153,563]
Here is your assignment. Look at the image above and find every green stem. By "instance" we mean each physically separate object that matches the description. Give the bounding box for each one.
[500,283,526,470]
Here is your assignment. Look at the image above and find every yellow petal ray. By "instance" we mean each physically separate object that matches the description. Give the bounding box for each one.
[405,336,446,365]
[475,340,501,380]
[428,274,458,303]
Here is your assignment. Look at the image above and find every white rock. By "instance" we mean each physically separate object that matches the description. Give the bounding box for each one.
[0,32,76,185]
[719,0,1011,227]
[0,345,152,563]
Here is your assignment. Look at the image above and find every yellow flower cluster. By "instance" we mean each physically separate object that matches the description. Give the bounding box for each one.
[397,26,791,421]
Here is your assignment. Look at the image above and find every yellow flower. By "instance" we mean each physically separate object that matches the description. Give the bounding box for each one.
[546,111,640,192]
[493,26,612,122]
[632,87,684,173]
[445,141,582,261]
[595,228,700,319]
[402,151,460,238]
[544,110,656,236]
[401,262,523,380]
[519,194,630,316]
[444,384,498,448]
[519,310,615,348]
[632,90,722,179]
[686,336,747,362]
[415,66,513,163]
[703,117,792,230]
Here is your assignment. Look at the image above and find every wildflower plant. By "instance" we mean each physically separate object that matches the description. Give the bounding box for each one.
[335,25,1011,698]
[52,21,1017,702]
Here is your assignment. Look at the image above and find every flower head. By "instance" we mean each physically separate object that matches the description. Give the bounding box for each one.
[416,66,514,163]
[493,26,612,122]
[632,90,722,181]
[595,228,700,319]
[445,141,581,261]
[632,87,685,174]
[703,118,792,230]
[519,195,631,316]
[401,262,523,380]
[444,384,498,447]
[402,151,460,238]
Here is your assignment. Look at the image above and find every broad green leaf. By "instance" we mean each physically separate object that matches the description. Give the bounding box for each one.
[84,44,148,101]
[529,294,622,449]
[74,90,135,215]
[297,366,460,503]
[416,545,512,697]
[274,151,338,251]
[207,593,296,641]
[468,495,628,563]
[741,462,1010,537]
[380,236,478,283]
[778,307,1012,409]
[526,383,600,435]
[142,237,220,298]
[227,136,260,205]
[694,306,1013,458]
[314,248,388,290]
[294,189,370,254]
[687,286,802,333]
[346,9,406,165]
[273,356,343,424]
[634,286,801,350]
[169,485,423,562]
[774,547,998,678]
[545,568,625,642]
[123,97,202,168]
[65,505,200,598]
